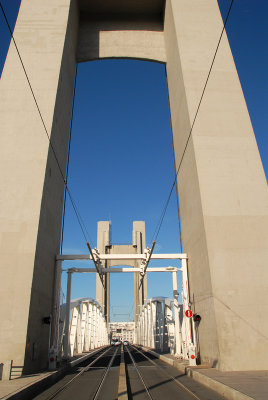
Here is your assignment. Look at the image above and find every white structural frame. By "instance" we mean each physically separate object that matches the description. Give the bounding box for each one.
[50,297,109,367]
[56,253,187,261]
[136,298,176,354]
[51,252,195,362]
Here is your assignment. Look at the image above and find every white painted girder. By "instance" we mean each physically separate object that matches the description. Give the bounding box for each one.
[57,253,187,261]
[135,296,194,360]
[58,298,108,358]
[63,267,180,273]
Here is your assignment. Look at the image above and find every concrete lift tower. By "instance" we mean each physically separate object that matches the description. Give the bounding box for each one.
[0,0,267,373]
[96,221,147,324]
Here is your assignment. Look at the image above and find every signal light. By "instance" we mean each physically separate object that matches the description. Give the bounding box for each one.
[193,314,201,323]
[190,355,195,359]
[50,357,55,362]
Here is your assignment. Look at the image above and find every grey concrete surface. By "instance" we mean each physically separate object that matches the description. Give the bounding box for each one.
[96,221,111,320]
[187,369,268,400]
[164,0,268,370]
[97,221,147,324]
[141,347,268,400]
[0,0,79,373]
[0,0,267,373]
[0,371,55,400]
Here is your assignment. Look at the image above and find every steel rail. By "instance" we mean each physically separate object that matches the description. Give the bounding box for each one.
[125,345,153,399]
[92,345,120,399]
[131,345,201,400]
[43,346,112,400]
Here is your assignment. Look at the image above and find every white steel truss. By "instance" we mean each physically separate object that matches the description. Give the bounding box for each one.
[135,296,195,359]
[50,251,196,365]
[52,297,109,364]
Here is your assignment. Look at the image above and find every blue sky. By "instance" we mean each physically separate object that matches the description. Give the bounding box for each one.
[1,1,267,321]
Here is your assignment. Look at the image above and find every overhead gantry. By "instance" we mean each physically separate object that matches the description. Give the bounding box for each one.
[50,231,194,367]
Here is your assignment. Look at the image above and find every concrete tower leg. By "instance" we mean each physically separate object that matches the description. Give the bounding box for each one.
[132,221,146,323]
[164,0,268,370]
[0,0,79,373]
[96,221,111,321]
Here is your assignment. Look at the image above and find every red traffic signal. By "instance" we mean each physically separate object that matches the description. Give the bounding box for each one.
[193,314,201,323]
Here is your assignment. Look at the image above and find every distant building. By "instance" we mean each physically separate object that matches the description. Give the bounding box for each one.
[109,322,135,342]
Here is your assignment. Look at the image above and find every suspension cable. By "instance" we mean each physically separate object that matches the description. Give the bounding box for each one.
[152,0,234,243]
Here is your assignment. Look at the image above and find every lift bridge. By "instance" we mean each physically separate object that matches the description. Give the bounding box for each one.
[49,222,196,369]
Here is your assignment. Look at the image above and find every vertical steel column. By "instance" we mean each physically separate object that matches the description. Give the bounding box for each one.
[50,259,62,361]
[151,302,156,349]
[69,306,78,356]
[63,270,72,358]
[92,305,97,348]
[96,307,100,347]
[84,303,89,352]
[144,306,147,347]
[181,258,192,355]
[76,306,82,354]
[88,302,93,349]
[148,303,152,347]
[172,271,182,356]
[80,302,87,352]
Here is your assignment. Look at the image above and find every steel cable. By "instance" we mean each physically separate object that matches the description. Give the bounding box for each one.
[0,2,93,246]
[152,0,235,243]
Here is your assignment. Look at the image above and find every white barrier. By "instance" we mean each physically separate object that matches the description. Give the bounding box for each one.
[53,297,109,361]
[135,297,194,359]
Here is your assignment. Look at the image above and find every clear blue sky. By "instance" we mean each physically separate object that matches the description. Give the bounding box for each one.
[1,1,267,322]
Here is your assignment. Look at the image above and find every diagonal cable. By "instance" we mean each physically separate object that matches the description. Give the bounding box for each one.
[0,1,92,245]
[60,65,78,253]
[152,0,234,243]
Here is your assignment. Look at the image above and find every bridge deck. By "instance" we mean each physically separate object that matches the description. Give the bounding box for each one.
[1,347,267,399]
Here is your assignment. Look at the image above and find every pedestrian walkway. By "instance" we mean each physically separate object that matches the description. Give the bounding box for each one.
[188,369,268,400]
[0,371,56,399]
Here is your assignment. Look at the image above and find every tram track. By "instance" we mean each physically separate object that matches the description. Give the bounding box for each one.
[124,344,225,400]
[92,345,120,400]
[33,345,121,400]
[125,346,153,400]
[130,345,200,400]
[32,344,225,400]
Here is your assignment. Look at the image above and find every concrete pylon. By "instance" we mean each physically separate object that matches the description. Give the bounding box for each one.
[96,221,147,325]
[0,0,267,372]
[96,221,110,321]
[132,221,147,322]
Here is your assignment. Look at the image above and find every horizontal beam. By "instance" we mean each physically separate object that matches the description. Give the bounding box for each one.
[57,253,187,261]
[64,267,181,273]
